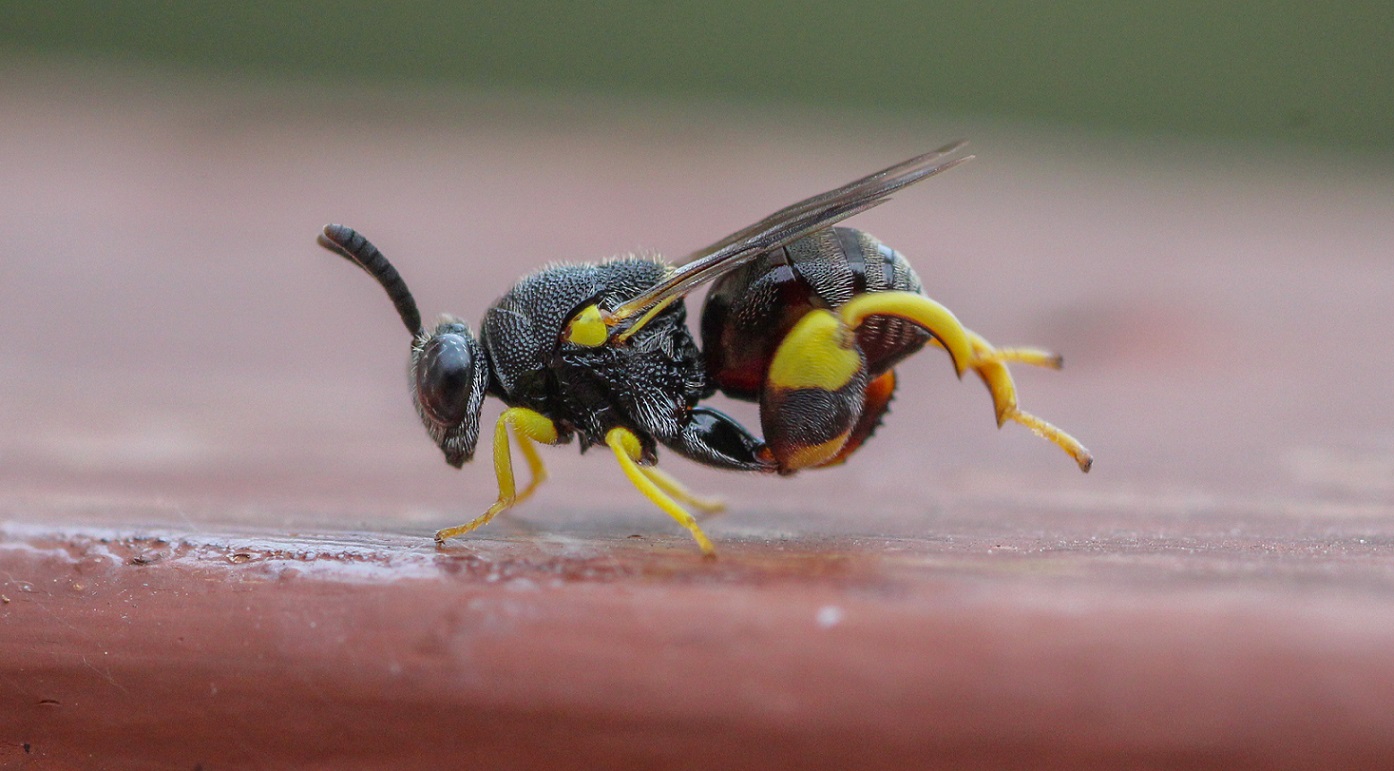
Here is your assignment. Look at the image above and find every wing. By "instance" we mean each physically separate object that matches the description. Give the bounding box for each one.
[606,140,973,337]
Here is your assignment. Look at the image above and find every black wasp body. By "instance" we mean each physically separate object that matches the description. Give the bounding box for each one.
[317,142,1091,557]
[479,258,768,471]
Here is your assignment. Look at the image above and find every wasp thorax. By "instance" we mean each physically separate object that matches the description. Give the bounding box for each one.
[411,320,489,468]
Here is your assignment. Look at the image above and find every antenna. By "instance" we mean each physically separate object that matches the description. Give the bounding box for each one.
[317,224,424,337]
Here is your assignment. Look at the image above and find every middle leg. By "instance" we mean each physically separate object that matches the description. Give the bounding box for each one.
[606,426,718,558]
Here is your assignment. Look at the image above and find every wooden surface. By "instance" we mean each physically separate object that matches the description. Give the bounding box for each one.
[2,67,1393,769]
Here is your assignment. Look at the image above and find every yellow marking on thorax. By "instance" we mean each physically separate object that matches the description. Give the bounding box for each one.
[564,304,609,347]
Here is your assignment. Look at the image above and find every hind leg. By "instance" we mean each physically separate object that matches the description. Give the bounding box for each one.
[837,291,1092,472]
[959,331,1093,472]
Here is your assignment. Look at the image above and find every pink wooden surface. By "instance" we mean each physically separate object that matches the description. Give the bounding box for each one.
[2,67,1393,769]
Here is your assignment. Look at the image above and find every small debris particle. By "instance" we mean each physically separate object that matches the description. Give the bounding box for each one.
[816,605,845,629]
[23,743,31,753]
[130,551,166,565]
[227,552,255,564]
[1,595,10,604]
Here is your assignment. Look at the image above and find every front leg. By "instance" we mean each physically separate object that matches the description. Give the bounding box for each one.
[434,407,560,545]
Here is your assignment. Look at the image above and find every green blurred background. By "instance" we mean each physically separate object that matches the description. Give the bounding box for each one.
[3,1,1391,149]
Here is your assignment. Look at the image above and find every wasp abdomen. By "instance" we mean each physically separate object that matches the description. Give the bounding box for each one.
[700,226,929,401]
[699,226,933,472]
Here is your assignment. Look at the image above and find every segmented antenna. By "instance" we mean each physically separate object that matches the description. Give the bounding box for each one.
[317,224,423,337]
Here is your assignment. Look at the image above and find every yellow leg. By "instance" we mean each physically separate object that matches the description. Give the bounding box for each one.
[435,407,559,545]
[513,426,549,506]
[962,331,1093,473]
[972,346,1063,370]
[606,427,717,558]
[840,291,975,377]
[841,291,1091,473]
[639,465,726,517]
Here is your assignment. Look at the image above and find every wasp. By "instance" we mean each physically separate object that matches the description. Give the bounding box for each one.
[317,141,1091,557]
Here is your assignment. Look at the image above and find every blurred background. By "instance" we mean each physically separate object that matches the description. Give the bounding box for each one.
[1,3,1391,535]
[6,2,1393,147]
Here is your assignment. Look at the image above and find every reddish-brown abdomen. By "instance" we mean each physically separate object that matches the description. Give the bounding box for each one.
[700,227,929,402]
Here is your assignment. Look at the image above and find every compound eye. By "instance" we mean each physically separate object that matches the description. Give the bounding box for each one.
[415,333,478,427]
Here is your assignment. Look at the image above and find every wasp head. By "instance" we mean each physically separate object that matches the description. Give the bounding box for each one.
[411,318,488,467]
[318,224,489,468]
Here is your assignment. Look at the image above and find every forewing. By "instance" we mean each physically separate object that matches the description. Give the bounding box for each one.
[606,140,973,330]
